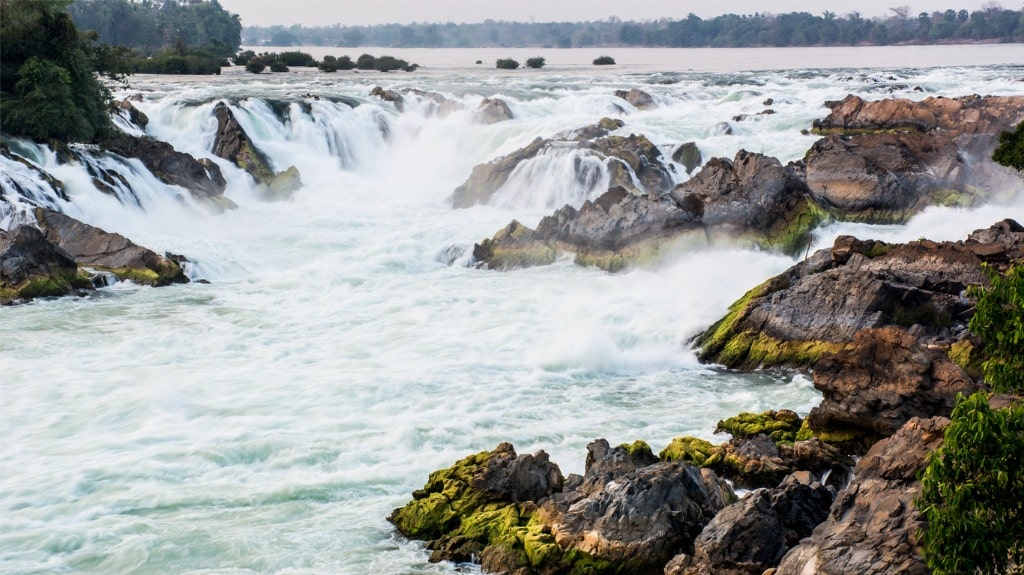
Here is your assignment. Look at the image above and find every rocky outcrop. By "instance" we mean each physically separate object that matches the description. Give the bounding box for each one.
[0,224,89,304]
[211,102,303,201]
[473,151,822,272]
[390,440,734,575]
[673,142,702,174]
[104,135,231,209]
[450,119,668,208]
[694,221,1024,371]
[615,88,657,110]
[774,416,948,575]
[116,98,149,130]
[34,208,187,286]
[808,326,979,439]
[667,472,835,575]
[806,95,1024,223]
[369,86,404,111]
[475,97,514,125]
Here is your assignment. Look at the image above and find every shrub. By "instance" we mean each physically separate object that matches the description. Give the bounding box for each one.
[269,61,289,72]
[356,53,376,70]
[993,121,1024,171]
[277,51,316,67]
[233,50,256,66]
[475,59,482,64]
[526,56,545,69]
[374,55,410,72]
[245,61,266,74]
[496,58,519,69]
[918,392,1024,574]
[967,264,1024,393]
[335,55,355,70]
[593,55,616,65]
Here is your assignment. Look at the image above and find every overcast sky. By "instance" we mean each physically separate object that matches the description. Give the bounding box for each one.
[217,0,1017,27]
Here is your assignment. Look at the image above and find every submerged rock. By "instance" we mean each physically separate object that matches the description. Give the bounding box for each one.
[104,135,229,207]
[212,102,302,201]
[672,141,702,174]
[614,88,657,110]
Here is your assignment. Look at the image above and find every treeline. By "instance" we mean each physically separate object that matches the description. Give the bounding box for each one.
[68,0,242,56]
[244,7,1024,48]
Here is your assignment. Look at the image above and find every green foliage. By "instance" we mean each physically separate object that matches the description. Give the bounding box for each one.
[593,55,616,65]
[356,53,376,70]
[918,392,1024,574]
[496,58,519,69]
[373,55,412,72]
[993,122,1024,171]
[68,0,242,56]
[968,264,1024,393]
[233,50,256,66]
[0,0,116,143]
[245,61,266,74]
[132,47,226,75]
[525,56,545,69]
[276,51,316,67]
[268,61,289,73]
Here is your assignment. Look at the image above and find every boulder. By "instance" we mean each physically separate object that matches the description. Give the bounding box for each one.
[615,88,657,110]
[34,208,187,286]
[672,142,702,174]
[808,326,979,438]
[104,135,228,205]
[668,472,835,575]
[806,95,1024,223]
[475,97,514,125]
[211,102,302,200]
[451,121,671,208]
[773,417,948,575]
[472,150,822,272]
[369,86,404,111]
[116,98,149,130]
[0,224,88,304]
[694,222,1024,371]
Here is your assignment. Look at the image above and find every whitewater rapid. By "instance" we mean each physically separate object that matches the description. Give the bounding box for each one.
[2,50,1023,574]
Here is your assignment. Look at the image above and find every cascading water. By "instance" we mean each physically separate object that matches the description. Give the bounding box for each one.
[1,48,1023,575]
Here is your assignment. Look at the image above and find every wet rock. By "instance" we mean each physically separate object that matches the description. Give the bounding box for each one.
[211,102,302,200]
[581,132,673,193]
[369,86,404,111]
[672,141,702,174]
[670,472,835,575]
[116,98,149,130]
[0,224,88,304]
[813,94,1024,138]
[34,208,188,286]
[475,97,514,125]
[615,88,657,110]
[774,417,948,575]
[693,222,1024,371]
[104,135,228,205]
[808,326,979,438]
[713,122,734,136]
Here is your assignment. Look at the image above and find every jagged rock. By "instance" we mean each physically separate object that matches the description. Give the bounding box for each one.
[693,222,1024,371]
[369,86,404,111]
[806,95,1024,223]
[211,102,302,199]
[573,438,660,495]
[116,98,149,130]
[104,135,228,204]
[401,88,461,117]
[0,224,88,304]
[615,88,657,110]
[451,122,670,208]
[473,150,821,272]
[774,417,948,575]
[669,472,835,575]
[808,326,979,439]
[713,122,734,136]
[964,218,1024,268]
[475,97,514,125]
[34,208,187,286]
[673,141,702,174]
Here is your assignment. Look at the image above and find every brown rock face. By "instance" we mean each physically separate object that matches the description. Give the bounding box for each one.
[814,94,1024,138]
[475,97,514,125]
[809,327,979,437]
[0,224,84,303]
[105,135,227,203]
[212,102,302,201]
[774,416,949,575]
[614,88,657,110]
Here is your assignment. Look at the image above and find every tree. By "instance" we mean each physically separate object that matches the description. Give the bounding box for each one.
[967,264,1024,392]
[993,122,1024,171]
[495,58,519,69]
[525,56,545,69]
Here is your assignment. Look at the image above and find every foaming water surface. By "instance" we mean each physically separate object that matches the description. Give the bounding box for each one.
[2,48,1023,574]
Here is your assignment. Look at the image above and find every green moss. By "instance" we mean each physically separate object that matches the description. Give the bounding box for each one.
[618,440,654,460]
[765,199,829,256]
[716,410,802,443]
[948,340,983,378]
[932,187,979,208]
[795,418,874,452]
[659,436,717,465]
[110,267,162,286]
[695,278,784,365]
[863,242,895,258]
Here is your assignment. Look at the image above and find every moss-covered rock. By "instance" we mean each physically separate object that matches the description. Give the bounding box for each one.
[716,410,802,443]
[659,436,717,466]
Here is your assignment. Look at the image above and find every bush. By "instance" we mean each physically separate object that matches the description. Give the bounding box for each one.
[277,51,315,67]
[967,264,1024,393]
[245,61,266,74]
[993,122,1024,171]
[374,55,410,72]
[496,58,519,69]
[593,55,616,65]
[918,392,1024,574]
[356,53,376,70]
[269,61,289,72]
[526,56,545,69]
[233,50,256,66]
[335,55,355,70]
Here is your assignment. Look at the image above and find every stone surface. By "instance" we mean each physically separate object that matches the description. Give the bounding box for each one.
[615,88,657,110]
[105,135,227,203]
[34,208,187,286]
[212,102,302,199]
[0,224,86,304]
[673,141,702,174]
[475,97,514,125]
[773,417,949,575]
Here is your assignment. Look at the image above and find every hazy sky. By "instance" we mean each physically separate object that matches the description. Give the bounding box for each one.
[218,0,1015,27]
